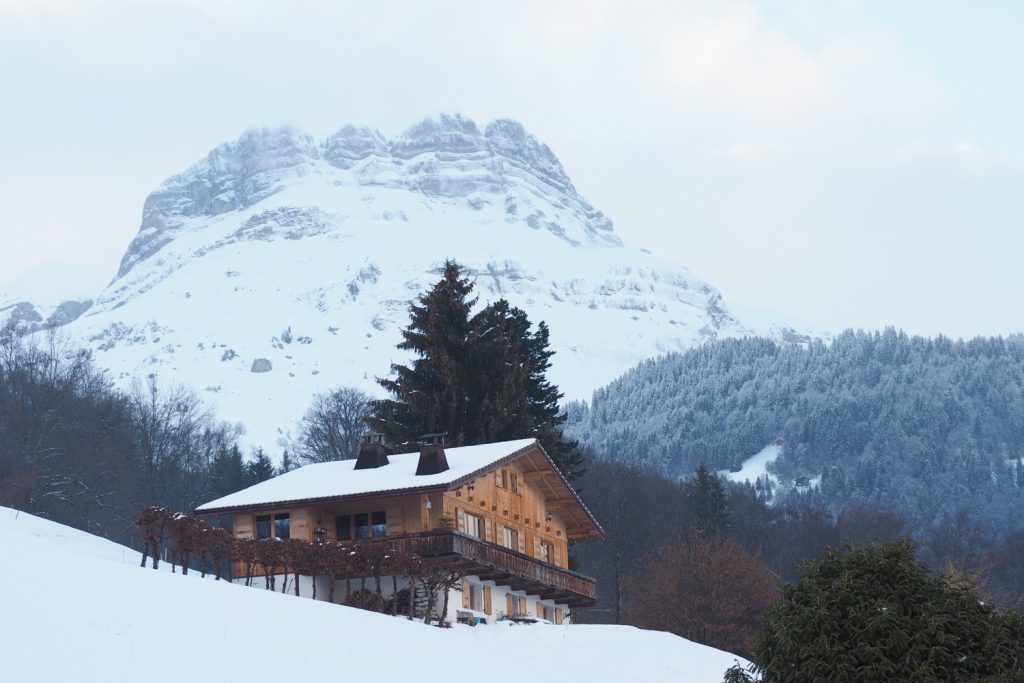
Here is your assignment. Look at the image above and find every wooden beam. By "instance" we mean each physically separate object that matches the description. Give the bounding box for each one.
[522,470,549,483]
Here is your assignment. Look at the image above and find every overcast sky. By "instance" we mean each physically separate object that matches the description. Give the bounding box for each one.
[1,0,1021,338]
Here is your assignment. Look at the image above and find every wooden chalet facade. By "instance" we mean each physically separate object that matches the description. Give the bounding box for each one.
[196,438,603,623]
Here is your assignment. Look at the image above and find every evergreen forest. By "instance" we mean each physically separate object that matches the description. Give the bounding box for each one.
[567,330,1024,530]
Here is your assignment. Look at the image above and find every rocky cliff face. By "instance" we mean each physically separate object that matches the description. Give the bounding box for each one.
[28,114,814,453]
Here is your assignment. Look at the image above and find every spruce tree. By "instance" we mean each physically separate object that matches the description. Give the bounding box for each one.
[687,463,729,537]
[745,540,1024,682]
[209,444,245,499]
[369,260,585,480]
[245,448,276,486]
[370,260,476,445]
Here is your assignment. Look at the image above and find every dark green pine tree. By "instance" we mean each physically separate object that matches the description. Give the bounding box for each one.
[209,444,245,499]
[244,447,276,486]
[370,260,477,446]
[469,301,584,480]
[370,260,585,481]
[742,540,1024,683]
[686,462,729,537]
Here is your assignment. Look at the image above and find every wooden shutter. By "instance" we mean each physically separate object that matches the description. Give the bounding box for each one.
[495,470,503,487]
[484,519,494,543]
[517,531,526,555]
[554,542,562,566]
[483,586,492,614]
[386,506,402,535]
[462,579,471,609]
[555,608,563,625]
[519,596,527,616]
[456,508,466,533]
[533,537,541,558]
[506,593,514,616]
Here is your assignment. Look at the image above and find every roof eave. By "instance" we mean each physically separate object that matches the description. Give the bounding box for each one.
[194,482,449,516]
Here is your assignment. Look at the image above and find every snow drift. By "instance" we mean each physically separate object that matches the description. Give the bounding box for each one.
[2,506,748,682]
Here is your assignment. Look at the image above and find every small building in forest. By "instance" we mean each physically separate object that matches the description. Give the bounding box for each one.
[196,437,603,624]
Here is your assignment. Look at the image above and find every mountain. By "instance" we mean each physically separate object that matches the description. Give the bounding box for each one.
[0,263,107,334]
[1,506,749,682]
[22,114,815,451]
[565,332,1024,529]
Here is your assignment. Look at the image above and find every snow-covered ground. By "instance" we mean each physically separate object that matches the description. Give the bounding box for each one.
[720,444,782,486]
[2,506,748,682]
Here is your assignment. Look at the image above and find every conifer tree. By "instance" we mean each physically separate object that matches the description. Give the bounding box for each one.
[245,448,276,486]
[687,462,730,537]
[371,260,476,445]
[369,260,584,480]
[738,540,1024,682]
[209,444,245,499]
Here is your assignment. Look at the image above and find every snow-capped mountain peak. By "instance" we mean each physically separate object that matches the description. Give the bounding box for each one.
[10,114,816,453]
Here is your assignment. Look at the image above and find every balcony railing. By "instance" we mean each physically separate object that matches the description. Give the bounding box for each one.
[365,529,597,607]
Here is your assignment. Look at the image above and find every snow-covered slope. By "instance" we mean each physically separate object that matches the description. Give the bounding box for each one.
[34,114,814,451]
[2,506,748,682]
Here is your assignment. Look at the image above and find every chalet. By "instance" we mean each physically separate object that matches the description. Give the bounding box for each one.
[196,437,603,624]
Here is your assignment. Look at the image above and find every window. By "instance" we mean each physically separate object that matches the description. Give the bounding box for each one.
[371,510,387,537]
[502,526,518,550]
[336,514,351,541]
[468,583,483,611]
[256,515,271,539]
[339,511,386,540]
[354,513,370,539]
[539,540,552,563]
[465,512,483,539]
[274,513,290,539]
[256,513,289,539]
[496,469,520,494]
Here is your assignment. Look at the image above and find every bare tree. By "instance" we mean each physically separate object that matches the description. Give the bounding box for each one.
[626,531,778,658]
[293,387,371,464]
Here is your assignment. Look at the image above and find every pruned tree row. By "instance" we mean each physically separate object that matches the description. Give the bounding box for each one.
[135,507,463,625]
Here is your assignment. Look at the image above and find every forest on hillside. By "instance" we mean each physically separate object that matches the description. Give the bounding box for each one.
[566,330,1024,530]
[0,330,273,544]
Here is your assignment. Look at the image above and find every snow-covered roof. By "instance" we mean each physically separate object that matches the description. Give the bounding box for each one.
[196,438,538,513]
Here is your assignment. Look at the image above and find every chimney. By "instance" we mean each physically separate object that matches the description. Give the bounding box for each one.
[415,432,449,476]
[354,433,390,470]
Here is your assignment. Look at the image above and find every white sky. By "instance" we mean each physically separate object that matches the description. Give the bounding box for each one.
[1,0,1021,338]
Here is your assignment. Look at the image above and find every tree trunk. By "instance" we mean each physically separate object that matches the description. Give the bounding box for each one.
[311,572,317,600]
[328,573,336,603]
[141,542,149,568]
[424,584,436,625]
[612,560,624,624]
[391,576,399,616]
[294,569,300,597]
[439,584,451,627]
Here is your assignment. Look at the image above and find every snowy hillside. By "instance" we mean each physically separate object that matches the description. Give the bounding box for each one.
[21,114,814,451]
[2,506,748,682]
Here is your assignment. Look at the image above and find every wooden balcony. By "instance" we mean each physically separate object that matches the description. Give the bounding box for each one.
[366,529,597,608]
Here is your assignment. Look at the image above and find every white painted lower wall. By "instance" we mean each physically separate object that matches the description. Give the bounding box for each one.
[232,573,572,624]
